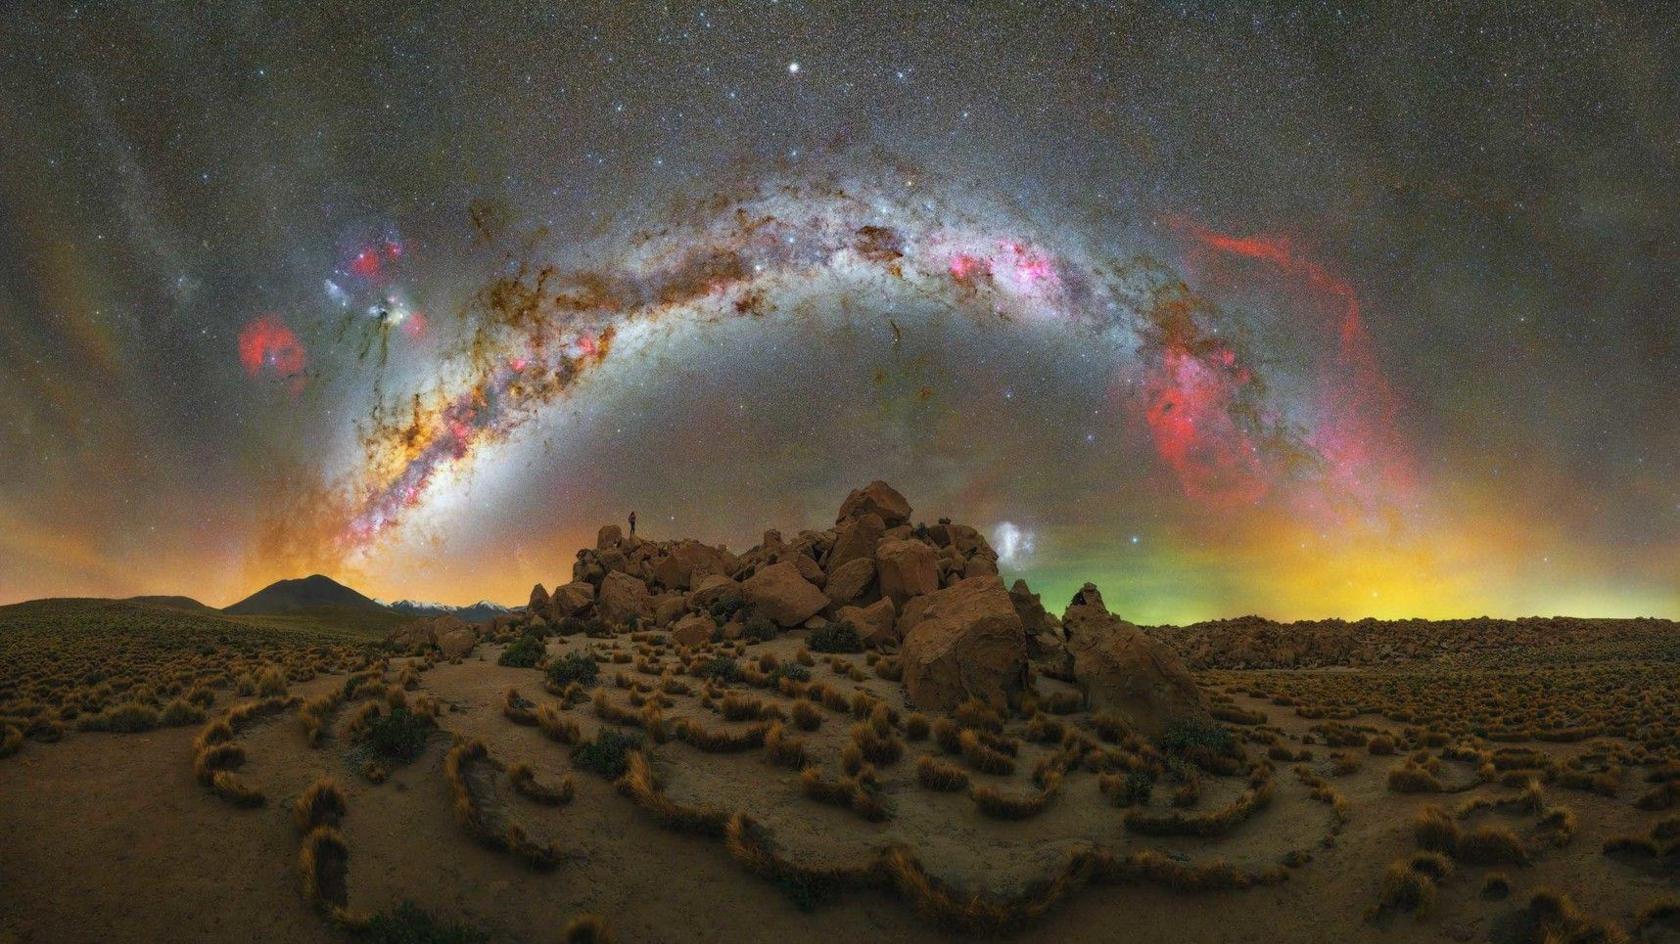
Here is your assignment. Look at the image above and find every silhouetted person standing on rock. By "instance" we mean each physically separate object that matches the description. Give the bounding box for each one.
[628,510,637,536]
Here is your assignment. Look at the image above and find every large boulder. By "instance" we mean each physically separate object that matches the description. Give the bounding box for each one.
[1062,587,1209,739]
[837,597,897,648]
[828,513,885,573]
[385,621,437,652]
[836,481,913,528]
[597,524,624,550]
[651,540,734,591]
[528,583,551,614]
[876,538,940,606]
[598,571,654,626]
[1010,579,1064,660]
[899,576,1027,711]
[433,615,480,660]
[551,580,596,619]
[825,557,876,607]
[670,613,714,647]
[686,573,741,612]
[388,615,478,659]
[741,561,828,628]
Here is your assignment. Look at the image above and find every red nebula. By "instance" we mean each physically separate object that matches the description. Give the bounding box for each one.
[347,240,404,283]
[948,252,989,282]
[1143,342,1269,508]
[237,315,307,395]
[400,309,427,339]
[1166,217,1414,504]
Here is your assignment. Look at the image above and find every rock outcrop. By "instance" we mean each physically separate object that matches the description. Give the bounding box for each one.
[1061,584,1208,738]
[480,483,1212,739]
[900,576,1027,711]
[386,614,480,660]
[741,561,828,627]
[836,480,912,528]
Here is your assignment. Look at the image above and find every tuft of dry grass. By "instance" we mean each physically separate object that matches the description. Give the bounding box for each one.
[535,703,580,744]
[293,777,346,832]
[1376,859,1436,915]
[800,766,889,822]
[509,762,574,805]
[0,725,21,758]
[297,825,349,910]
[1413,805,1460,853]
[763,722,807,769]
[503,688,539,725]
[959,729,1016,776]
[1387,762,1444,793]
[1456,824,1528,866]
[972,774,1061,820]
[563,913,615,943]
[917,754,969,792]
[1125,779,1274,837]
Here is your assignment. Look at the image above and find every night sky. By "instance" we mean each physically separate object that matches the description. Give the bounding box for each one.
[2,2,1676,622]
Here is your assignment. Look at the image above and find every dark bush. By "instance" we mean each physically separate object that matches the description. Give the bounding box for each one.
[546,651,600,687]
[367,707,432,761]
[696,656,739,682]
[572,729,643,778]
[497,633,545,668]
[365,901,490,944]
[808,621,863,653]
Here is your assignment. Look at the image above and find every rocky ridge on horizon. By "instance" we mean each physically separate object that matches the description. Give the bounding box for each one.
[391,481,1209,735]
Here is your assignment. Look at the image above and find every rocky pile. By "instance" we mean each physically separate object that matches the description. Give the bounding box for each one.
[497,481,1208,734]
[1143,614,1680,670]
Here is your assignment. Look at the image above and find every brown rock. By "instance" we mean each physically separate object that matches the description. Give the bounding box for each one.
[828,512,885,572]
[385,621,437,652]
[1062,589,1209,739]
[825,557,876,606]
[528,583,551,614]
[791,552,826,588]
[1010,579,1064,660]
[598,571,653,626]
[433,615,479,660]
[671,614,714,647]
[836,480,913,528]
[572,551,606,586]
[651,539,734,591]
[899,576,1027,711]
[838,597,897,648]
[597,524,624,550]
[895,592,935,639]
[875,538,940,606]
[741,560,829,627]
[686,573,741,612]
[653,593,687,626]
[550,580,596,619]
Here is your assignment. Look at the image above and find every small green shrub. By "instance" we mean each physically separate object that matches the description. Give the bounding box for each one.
[546,651,600,687]
[696,656,739,682]
[743,615,778,643]
[365,901,490,944]
[498,633,546,668]
[1159,718,1234,756]
[571,729,643,779]
[808,621,863,653]
[767,663,812,685]
[367,707,432,761]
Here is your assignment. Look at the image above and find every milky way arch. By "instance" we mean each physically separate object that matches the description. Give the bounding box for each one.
[325,168,1402,557]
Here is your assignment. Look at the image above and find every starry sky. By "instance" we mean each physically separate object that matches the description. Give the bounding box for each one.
[2,2,1676,622]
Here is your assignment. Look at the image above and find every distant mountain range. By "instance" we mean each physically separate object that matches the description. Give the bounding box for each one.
[23,574,517,624]
[382,598,515,623]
